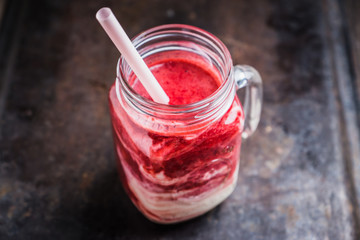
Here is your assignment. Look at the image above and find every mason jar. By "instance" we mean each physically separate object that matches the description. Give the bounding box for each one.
[108,24,262,224]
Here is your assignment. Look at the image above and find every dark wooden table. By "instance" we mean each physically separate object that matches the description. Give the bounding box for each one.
[1,0,359,239]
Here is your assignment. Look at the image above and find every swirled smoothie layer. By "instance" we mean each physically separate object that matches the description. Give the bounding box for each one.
[109,52,243,223]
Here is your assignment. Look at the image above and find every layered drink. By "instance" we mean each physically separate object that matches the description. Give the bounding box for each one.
[109,47,244,223]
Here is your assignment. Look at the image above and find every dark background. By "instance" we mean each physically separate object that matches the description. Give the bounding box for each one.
[1,0,360,239]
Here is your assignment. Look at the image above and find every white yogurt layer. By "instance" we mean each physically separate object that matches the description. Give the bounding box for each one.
[121,154,239,224]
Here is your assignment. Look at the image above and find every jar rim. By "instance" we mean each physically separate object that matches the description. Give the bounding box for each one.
[116,24,233,115]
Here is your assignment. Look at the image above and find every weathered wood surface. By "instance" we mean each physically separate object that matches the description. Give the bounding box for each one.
[0,0,358,239]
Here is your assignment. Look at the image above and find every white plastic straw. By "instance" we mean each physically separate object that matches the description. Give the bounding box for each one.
[96,7,169,104]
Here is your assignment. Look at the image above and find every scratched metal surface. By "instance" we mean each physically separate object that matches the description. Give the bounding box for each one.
[0,0,358,239]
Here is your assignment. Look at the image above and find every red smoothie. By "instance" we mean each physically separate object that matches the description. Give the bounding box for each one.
[109,51,244,223]
[131,59,220,105]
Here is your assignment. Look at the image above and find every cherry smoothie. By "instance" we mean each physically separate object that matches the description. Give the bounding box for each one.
[109,50,244,223]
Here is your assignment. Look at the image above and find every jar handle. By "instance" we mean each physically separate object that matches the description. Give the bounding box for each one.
[234,65,263,139]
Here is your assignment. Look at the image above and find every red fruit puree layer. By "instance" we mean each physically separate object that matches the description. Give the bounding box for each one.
[131,59,220,105]
[109,52,243,223]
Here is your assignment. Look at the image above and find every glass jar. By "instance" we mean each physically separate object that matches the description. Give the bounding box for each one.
[108,24,262,224]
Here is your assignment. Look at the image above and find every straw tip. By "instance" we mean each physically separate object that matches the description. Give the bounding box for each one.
[96,7,112,21]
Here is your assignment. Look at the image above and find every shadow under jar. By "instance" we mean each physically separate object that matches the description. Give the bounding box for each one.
[108,24,262,224]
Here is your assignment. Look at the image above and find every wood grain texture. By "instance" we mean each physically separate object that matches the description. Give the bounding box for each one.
[0,0,358,239]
